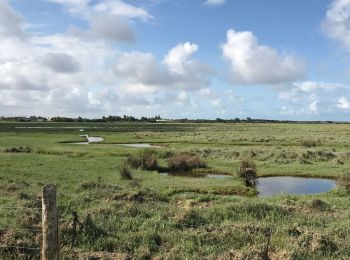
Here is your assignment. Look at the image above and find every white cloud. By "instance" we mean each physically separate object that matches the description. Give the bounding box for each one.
[164,42,199,74]
[221,29,307,84]
[46,0,91,18]
[48,0,150,43]
[47,0,88,4]
[203,0,226,6]
[322,0,350,50]
[277,81,350,117]
[113,43,212,91]
[309,100,319,114]
[0,0,25,39]
[47,0,152,21]
[43,52,81,73]
[88,14,135,42]
[94,0,153,21]
[278,81,344,102]
[336,96,350,109]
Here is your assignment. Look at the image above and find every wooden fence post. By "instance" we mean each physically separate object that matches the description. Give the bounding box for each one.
[42,184,59,260]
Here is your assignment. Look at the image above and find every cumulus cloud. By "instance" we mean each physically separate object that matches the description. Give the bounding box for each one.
[336,96,350,109]
[0,0,25,38]
[112,52,166,89]
[0,1,215,117]
[221,29,307,84]
[113,42,212,91]
[322,0,350,50]
[88,14,135,42]
[203,0,226,6]
[278,81,343,102]
[48,0,151,43]
[93,0,153,21]
[164,42,199,74]
[308,100,319,114]
[277,81,350,117]
[43,53,81,73]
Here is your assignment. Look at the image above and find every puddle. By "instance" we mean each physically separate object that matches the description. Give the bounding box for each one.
[74,135,104,144]
[116,143,161,148]
[256,176,336,197]
[206,174,232,179]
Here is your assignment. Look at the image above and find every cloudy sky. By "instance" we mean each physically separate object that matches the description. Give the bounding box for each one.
[1,0,350,120]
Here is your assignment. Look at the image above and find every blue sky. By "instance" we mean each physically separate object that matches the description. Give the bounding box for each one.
[1,0,350,120]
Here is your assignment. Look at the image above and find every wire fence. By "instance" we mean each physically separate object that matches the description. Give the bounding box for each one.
[1,186,272,259]
[0,202,42,258]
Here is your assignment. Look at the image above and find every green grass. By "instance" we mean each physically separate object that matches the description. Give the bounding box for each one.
[0,122,350,259]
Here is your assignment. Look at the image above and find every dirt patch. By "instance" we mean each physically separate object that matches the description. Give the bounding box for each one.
[177,199,212,209]
[218,247,291,260]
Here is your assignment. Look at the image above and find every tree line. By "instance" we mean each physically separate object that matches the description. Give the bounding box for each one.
[0,115,347,124]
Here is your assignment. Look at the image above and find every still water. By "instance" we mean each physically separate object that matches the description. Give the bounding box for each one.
[116,143,159,148]
[257,176,336,197]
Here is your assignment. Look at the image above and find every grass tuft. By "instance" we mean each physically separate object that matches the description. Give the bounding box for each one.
[237,159,257,187]
[167,152,207,172]
[4,146,32,153]
[127,150,158,171]
[119,165,133,180]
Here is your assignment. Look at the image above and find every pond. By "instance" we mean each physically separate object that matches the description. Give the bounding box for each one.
[256,176,336,197]
[116,143,161,148]
[75,135,104,144]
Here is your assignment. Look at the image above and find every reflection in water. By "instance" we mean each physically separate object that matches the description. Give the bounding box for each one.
[257,176,336,197]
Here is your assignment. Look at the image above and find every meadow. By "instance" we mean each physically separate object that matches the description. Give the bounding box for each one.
[0,122,349,259]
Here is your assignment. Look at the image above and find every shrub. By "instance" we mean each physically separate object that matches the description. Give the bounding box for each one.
[339,172,350,191]
[301,140,319,148]
[3,147,32,153]
[302,150,336,162]
[316,150,336,161]
[127,150,158,171]
[310,199,330,211]
[237,159,257,187]
[167,152,207,172]
[119,165,133,180]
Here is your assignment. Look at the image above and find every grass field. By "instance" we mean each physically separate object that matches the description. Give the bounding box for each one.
[0,122,350,259]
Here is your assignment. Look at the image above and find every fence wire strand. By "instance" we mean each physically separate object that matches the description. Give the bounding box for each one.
[0,227,41,233]
[0,245,40,251]
[0,206,41,211]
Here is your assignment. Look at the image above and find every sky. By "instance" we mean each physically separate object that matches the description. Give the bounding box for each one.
[1,0,350,120]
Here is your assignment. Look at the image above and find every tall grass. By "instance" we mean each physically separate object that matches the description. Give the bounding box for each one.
[119,165,133,180]
[300,139,320,148]
[237,159,257,187]
[127,150,158,171]
[167,152,207,172]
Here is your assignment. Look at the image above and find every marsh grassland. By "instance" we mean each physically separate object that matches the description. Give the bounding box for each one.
[0,122,350,259]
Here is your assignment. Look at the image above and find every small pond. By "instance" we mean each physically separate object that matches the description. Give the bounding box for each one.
[257,176,336,197]
[75,135,104,144]
[116,143,161,148]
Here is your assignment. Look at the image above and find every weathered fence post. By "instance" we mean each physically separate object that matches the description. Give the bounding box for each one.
[42,184,59,260]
